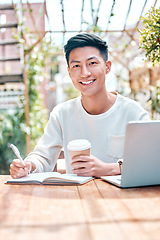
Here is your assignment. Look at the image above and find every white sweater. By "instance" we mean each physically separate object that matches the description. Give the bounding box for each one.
[25,93,150,173]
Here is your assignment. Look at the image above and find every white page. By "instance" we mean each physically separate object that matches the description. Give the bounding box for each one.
[45,173,93,183]
[6,172,62,183]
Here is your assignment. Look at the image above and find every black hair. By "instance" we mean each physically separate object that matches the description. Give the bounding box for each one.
[64,33,108,66]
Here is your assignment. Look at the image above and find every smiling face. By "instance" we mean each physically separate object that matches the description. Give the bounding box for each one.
[67,46,111,98]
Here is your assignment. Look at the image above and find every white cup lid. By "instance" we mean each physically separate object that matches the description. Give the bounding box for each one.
[67,139,91,151]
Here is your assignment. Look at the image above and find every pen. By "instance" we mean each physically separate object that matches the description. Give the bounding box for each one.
[10,144,24,163]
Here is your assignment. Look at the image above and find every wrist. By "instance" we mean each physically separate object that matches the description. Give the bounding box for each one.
[110,163,121,175]
[102,162,120,176]
[25,161,36,174]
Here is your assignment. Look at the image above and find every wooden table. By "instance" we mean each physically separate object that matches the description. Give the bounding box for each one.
[1,175,160,240]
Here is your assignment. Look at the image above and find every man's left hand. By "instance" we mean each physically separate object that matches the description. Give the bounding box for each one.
[71,155,119,177]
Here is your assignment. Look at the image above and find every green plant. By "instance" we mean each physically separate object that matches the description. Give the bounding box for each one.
[138,7,160,119]
[146,80,160,119]
[26,39,54,148]
[138,7,160,66]
[0,110,26,174]
[0,38,54,174]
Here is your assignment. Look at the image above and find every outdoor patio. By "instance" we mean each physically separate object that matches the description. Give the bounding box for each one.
[0,0,159,173]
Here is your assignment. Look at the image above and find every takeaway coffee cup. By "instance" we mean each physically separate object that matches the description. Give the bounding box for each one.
[67,139,91,160]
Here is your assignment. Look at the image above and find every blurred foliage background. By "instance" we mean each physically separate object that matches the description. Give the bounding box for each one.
[0,39,50,174]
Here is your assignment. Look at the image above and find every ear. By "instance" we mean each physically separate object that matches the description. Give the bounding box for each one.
[67,66,71,78]
[105,61,111,74]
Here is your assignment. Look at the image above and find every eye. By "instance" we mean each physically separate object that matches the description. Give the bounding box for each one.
[89,61,97,65]
[73,64,80,68]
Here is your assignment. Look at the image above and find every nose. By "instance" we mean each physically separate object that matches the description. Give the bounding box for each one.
[80,65,91,78]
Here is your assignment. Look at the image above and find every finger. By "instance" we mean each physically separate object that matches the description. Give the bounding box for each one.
[10,167,28,179]
[10,161,25,173]
[74,168,91,177]
[77,172,91,177]
[72,155,92,163]
[71,161,85,169]
[10,162,28,178]
[10,163,22,174]
[12,159,25,168]
[72,160,93,170]
[24,161,31,167]
[10,168,22,179]
[24,161,32,173]
[74,168,86,174]
[10,168,17,178]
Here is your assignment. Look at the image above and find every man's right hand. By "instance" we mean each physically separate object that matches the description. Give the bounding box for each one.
[10,159,32,179]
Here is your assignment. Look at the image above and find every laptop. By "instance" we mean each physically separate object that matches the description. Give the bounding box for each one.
[101,121,160,188]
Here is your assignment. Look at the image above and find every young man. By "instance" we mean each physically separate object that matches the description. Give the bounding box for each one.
[10,33,150,179]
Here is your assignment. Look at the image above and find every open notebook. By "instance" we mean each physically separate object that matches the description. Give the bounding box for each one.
[101,121,160,188]
[6,172,93,185]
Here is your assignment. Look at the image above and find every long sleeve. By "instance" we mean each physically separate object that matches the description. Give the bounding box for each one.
[25,108,63,172]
